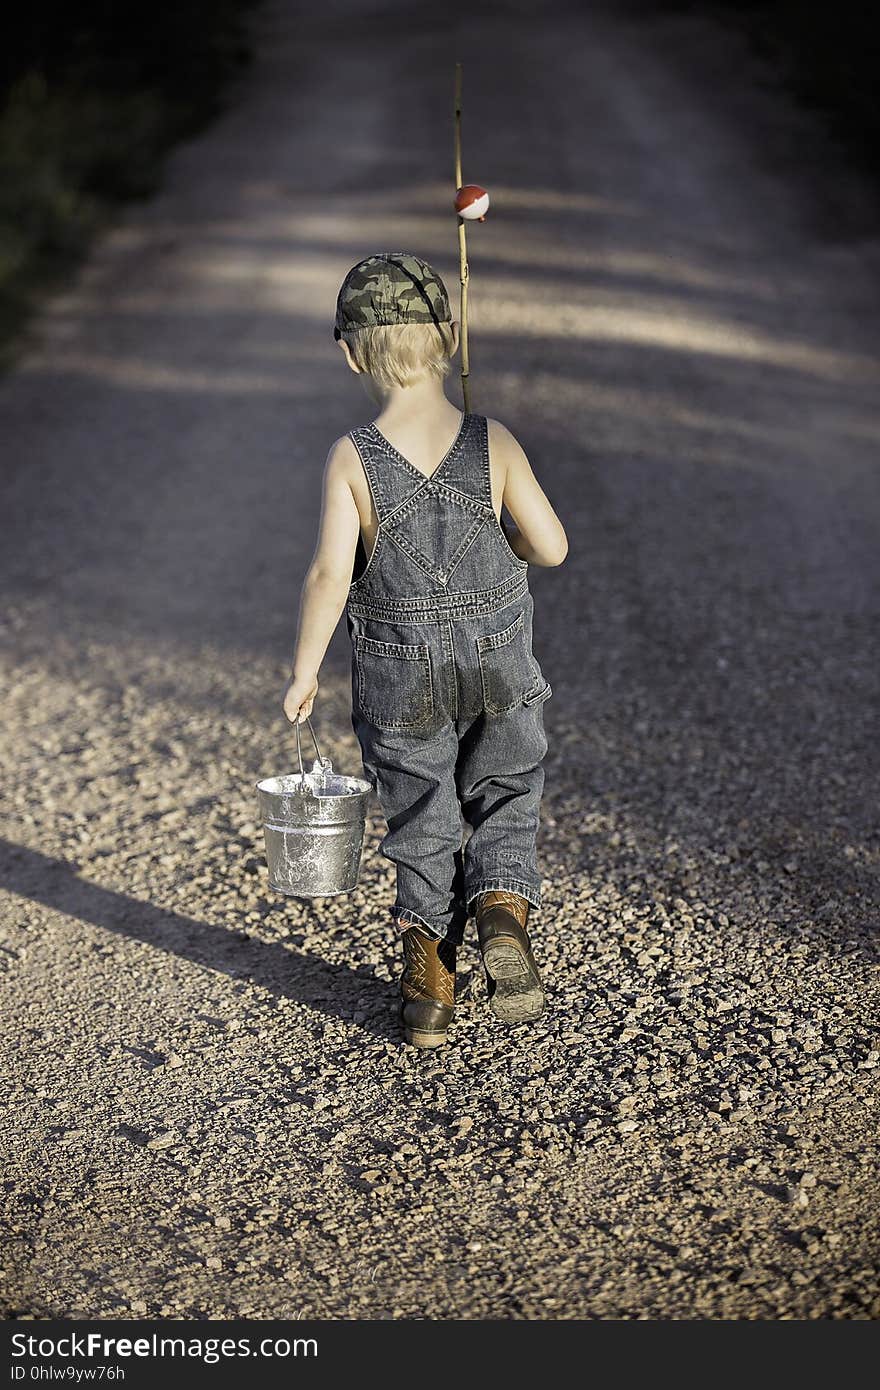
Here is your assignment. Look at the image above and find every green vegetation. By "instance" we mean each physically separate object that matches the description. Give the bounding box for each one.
[0,3,259,350]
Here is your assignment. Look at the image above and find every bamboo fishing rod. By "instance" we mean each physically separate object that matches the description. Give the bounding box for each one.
[454,62,471,412]
[453,64,490,412]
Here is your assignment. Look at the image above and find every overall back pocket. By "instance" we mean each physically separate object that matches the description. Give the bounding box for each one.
[476,610,543,714]
[355,635,434,730]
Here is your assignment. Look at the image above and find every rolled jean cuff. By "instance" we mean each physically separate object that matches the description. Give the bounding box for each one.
[466,878,542,915]
[390,906,445,939]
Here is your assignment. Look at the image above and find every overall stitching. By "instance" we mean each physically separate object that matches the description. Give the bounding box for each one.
[346,413,551,945]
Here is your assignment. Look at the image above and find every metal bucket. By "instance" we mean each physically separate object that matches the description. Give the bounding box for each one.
[256,718,373,897]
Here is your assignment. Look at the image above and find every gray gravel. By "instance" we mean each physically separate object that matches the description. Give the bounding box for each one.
[1,0,879,1319]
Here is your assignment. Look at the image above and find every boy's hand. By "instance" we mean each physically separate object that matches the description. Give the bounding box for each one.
[282,672,319,725]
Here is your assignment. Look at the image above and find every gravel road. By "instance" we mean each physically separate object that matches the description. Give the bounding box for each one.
[1,0,878,1319]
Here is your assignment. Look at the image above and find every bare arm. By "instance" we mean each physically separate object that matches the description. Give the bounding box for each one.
[282,438,360,724]
[488,419,568,567]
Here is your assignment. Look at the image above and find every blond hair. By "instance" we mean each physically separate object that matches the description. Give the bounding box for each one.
[340,322,457,389]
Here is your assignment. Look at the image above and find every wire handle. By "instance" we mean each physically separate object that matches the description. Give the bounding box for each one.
[294,715,330,787]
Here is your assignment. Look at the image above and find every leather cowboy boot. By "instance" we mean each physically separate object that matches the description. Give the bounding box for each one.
[399,924,456,1048]
[473,890,545,1023]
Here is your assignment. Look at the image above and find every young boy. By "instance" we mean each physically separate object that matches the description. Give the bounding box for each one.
[283,252,567,1048]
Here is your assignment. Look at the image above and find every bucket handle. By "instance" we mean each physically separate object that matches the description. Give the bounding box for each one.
[294,714,330,787]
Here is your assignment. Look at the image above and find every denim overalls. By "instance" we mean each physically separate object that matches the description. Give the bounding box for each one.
[345,412,552,946]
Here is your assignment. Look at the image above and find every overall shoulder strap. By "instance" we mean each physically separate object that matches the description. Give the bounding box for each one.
[434,413,493,512]
[347,426,407,524]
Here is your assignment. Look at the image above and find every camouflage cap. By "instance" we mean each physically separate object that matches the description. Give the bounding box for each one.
[334,252,452,340]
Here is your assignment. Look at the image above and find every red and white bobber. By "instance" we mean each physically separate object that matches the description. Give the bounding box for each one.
[454,184,490,221]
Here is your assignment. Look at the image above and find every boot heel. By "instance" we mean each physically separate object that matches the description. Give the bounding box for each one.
[482,940,530,980]
[482,935,545,1024]
[404,1025,448,1049]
